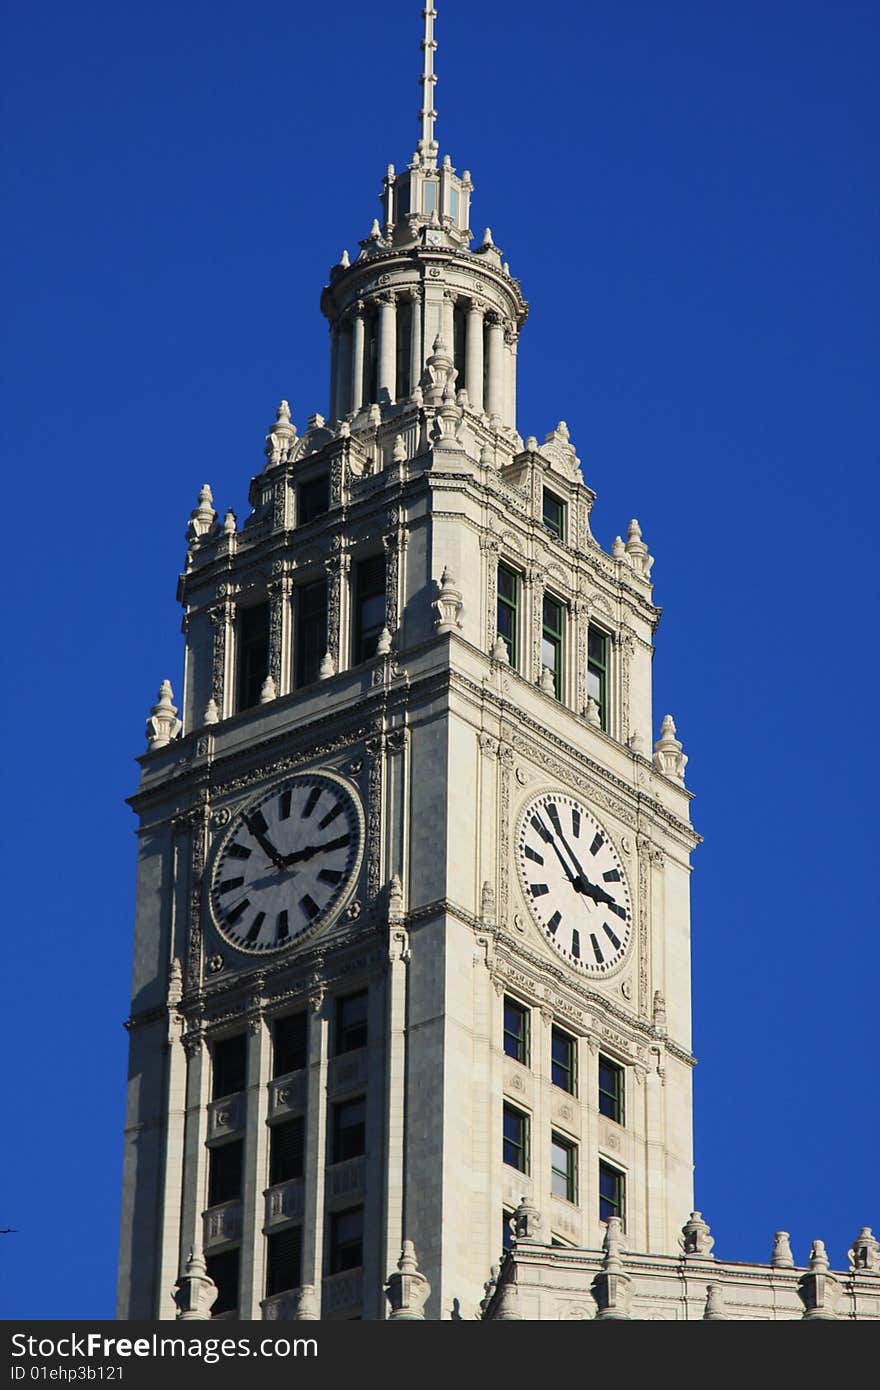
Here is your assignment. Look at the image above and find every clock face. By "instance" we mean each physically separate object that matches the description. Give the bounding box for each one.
[209,772,364,954]
[516,792,632,975]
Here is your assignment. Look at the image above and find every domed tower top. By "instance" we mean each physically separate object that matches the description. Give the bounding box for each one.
[320,3,528,436]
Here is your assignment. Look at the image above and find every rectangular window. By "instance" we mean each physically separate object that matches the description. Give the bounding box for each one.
[599,1161,626,1226]
[269,1117,305,1186]
[332,1097,366,1164]
[503,998,529,1065]
[448,184,460,223]
[353,555,386,664]
[502,1103,529,1173]
[396,299,412,399]
[297,474,330,525]
[205,1248,240,1316]
[541,595,564,699]
[295,580,328,689]
[272,1012,308,1078]
[335,991,368,1055]
[329,1207,364,1274]
[542,489,566,540]
[365,314,378,406]
[551,1134,578,1203]
[266,1226,302,1298]
[587,627,608,730]
[551,1027,576,1094]
[237,602,270,710]
[598,1056,625,1125]
[422,179,437,215]
[208,1139,243,1207]
[212,1034,247,1100]
[496,563,519,668]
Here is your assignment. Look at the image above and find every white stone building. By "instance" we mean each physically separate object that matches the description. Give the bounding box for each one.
[117,5,878,1322]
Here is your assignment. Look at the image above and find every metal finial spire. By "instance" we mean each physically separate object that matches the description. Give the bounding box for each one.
[418,4,438,168]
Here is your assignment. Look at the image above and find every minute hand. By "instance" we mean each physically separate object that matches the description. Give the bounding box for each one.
[575,874,627,918]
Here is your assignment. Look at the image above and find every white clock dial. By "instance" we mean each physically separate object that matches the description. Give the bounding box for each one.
[516,792,632,975]
[209,772,363,954]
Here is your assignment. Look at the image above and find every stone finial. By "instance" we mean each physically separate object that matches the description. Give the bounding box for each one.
[259,674,277,704]
[511,1196,543,1245]
[376,626,393,656]
[187,484,217,542]
[492,1282,522,1320]
[264,399,297,467]
[167,957,183,1007]
[681,1212,715,1258]
[482,227,494,246]
[480,1264,500,1316]
[585,696,602,727]
[481,881,496,921]
[611,535,627,559]
[340,249,350,268]
[849,1227,880,1272]
[294,1285,319,1320]
[539,665,556,694]
[318,650,336,680]
[798,1240,839,1320]
[703,1283,728,1320]
[222,509,237,537]
[172,1246,217,1320]
[146,680,182,749]
[624,518,654,579]
[433,567,463,633]
[592,1217,631,1319]
[369,218,381,240]
[771,1231,795,1268]
[627,730,645,754]
[653,714,688,784]
[388,874,404,922]
[525,435,539,452]
[367,402,382,427]
[392,434,407,463]
[652,988,667,1033]
[491,635,510,663]
[203,697,219,726]
[385,1240,431,1320]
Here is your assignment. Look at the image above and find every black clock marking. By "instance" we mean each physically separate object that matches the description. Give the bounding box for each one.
[589,832,603,855]
[302,787,321,819]
[547,910,561,935]
[244,912,265,946]
[300,893,320,921]
[531,815,551,842]
[277,910,289,942]
[318,868,344,885]
[524,846,544,864]
[603,869,620,882]
[322,833,351,853]
[226,898,250,926]
[530,883,549,897]
[219,877,245,894]
[604,922,622,951]
[571,808,581,838]
[250,809,269,835]
[546,803,563,836]
[590,933,603,964]
[279,790,292,820]
[226,843,252,860]
[317,803,343,831]
[571,929,581,959]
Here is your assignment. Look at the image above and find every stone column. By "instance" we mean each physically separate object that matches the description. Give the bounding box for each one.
[336,324,352,419]
[156,1005,189,1318]
[301,994,330,1302]
[465,301,485,412]
[328,323,339,424]
[377,293,397,404]
[485,313,506,422]
[209,599,235,719]
[505,326,518,430]
[441,290,455,355]
[350,302,365,413]
[267,576,292,697]
[409,290,423,397]
[239,1015,271,1317]
[179,1034,211,1278]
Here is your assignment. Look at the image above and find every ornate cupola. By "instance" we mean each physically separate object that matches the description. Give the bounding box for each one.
[320,2,528,436]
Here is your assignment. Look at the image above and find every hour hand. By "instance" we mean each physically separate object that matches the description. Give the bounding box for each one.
[575,875,626,917]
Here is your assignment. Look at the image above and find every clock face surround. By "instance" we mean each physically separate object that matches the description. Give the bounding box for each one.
[516,791,632,975]
[209,771,364,954]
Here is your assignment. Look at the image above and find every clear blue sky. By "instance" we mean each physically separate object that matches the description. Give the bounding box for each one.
[2,1,877,1318]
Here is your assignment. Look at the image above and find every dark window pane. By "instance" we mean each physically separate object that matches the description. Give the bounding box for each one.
[333,1097,366,1163]
[205,1249,239,1316]
[497,563,519,668]
[503,999,529,1064]
[587,627,608,730]
[353,556,386,663]
[208,1140,243,1206]
[598,1056,624,1125]
[503,1104,528,1173]
[295,580,328,688]
[266,1226,302,1298]
[269,1118,305,1186]
[273,1013,308,1078]
[336,991,368,1054]
[237,602,270,711]
[599,1162,625,1226]
[542,490,565,539]
[329,1207,363,1274]
[541,596,564,698]
[212,1034,247,1100]
[298,474,330,525]
[551,1027,576,1094]
[501,1209,513,1253]
[551,1135,576,1202]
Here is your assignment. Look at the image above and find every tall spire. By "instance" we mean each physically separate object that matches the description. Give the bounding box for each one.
[417,4,439,168]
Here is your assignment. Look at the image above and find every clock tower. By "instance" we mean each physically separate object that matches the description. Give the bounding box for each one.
[117,3,698,1322]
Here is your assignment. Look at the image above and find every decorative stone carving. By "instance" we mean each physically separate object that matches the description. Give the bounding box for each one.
[681,1212,715,1258]
[627,731,645,754]
[624,518,654,578]
[771,1231,795,1268]
[385,1241,431,1320]
[259,674,277,703]
[392,434,407,463]
[187,484,217,542]
[611,535,627,560]
[512,1196,543,1245]
[203,697,219,726]
[798,1240,840,1320]
[387,873,404,922]
[652,990,667,1034]
[480,881,496,922]
[172,1246,217,1321]
[653,714,688,784]
[376,626,393,656]
[433,567,463,632]
[592,1218,631,1320]
[319,650,336,680]
[491,636,509,663]
[222,509,236,537]
[146,681,182,749]
[585,695,602,727]
[480,1265,500,1317]
[538,665,555,694]
[264,400,297,467]
[703,1283,728,1320]
[294,1285,319,1320]
[541,421,580,479]
[849,1227,880,1272]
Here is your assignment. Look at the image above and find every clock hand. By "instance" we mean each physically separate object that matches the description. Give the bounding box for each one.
[242,814,287,872]
[574,874,627,918]
[532,816,581,886]
[283,832,350,867]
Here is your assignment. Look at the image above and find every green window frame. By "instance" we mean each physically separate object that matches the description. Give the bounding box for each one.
[599,1161,626,1227]
[502,1103,529,1173]
[551,1026,576,1094]
[503,997,530,1065]
[497,562,519,668]
[542,488,566,540]
[587,626,609,730]
[541,594,564,699]
[598,1055,625,1125]
[551,1133,577,1203]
